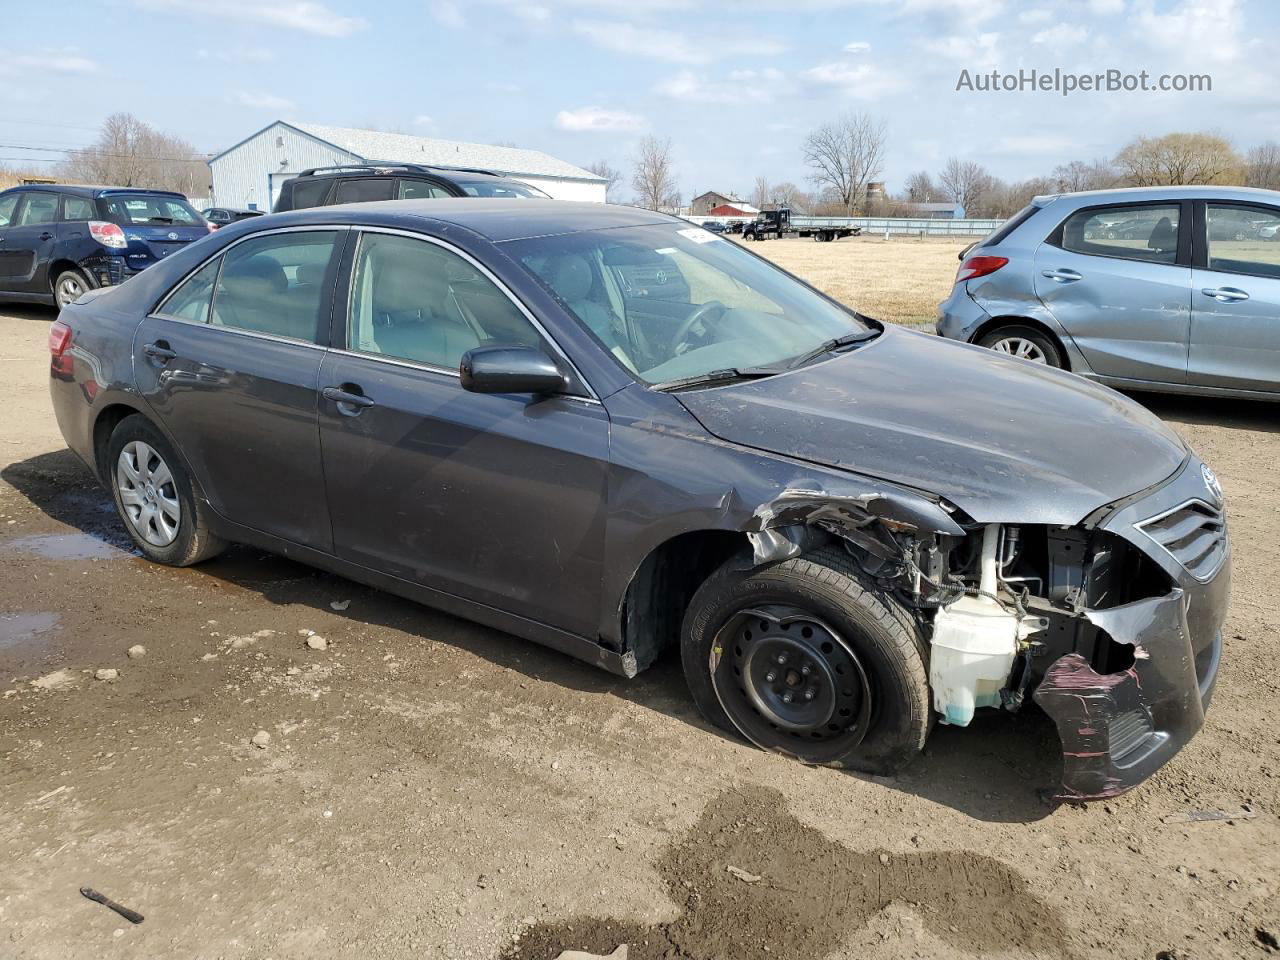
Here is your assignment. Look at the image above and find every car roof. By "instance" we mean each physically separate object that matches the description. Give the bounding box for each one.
[1035,185,1280,207]
[264,199,678,242]
[0,183,188,198]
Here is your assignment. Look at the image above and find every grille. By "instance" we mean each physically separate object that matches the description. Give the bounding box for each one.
[1136,499,1227,581]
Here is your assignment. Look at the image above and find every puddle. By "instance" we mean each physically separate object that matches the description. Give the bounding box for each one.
[0,612,61,648]
[505,785,1074,960]
[2,532,132,561]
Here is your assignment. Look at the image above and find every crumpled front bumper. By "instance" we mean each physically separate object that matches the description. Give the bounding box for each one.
[1033,460,1230,801]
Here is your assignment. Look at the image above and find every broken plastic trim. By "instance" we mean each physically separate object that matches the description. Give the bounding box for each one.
[1033,588,1211,801]
[746,489,964,566]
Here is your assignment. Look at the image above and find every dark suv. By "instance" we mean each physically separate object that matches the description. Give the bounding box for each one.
[0,184,210,308]
[272,162,551,213]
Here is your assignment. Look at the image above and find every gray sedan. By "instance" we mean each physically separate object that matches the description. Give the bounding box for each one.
[49,199,1227,799]
[937,185,1280,399]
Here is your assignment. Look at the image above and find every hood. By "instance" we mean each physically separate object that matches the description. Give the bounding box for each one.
[675,327,1187,525]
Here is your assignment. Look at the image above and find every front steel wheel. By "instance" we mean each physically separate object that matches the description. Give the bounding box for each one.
[681,548,930,774]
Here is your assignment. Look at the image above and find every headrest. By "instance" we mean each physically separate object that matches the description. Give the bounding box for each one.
[554,256,593,302]
[226,255,287,294]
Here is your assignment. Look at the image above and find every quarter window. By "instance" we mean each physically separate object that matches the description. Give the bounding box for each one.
[349,232,542,369]
[334,178,395,204]
[289,179,331,210]
[397,179,451,200]
[210,231,340,343]
[61,196,95,221]
[16,193,59,226]
[161,258,221,323]
[1059,204,1182,265]
[1205,204,1280,278]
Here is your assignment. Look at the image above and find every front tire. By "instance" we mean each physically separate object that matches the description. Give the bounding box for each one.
[977,323,1064,367]
[681,548,931,775]
[107,415,226,566]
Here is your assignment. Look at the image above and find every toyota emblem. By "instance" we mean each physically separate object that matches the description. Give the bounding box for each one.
[167,232,178,240]
[1201,463,1223,504]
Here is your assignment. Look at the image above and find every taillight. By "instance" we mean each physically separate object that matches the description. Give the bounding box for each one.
[49,321,72,357]
[88,220,127,249]
[956,255,1008,284]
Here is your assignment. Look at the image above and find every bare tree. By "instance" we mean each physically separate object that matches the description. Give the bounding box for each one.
[1245,142,1280,190]
[586,160,622,201]
[1050,158,1117,193]
[59,112,208,196]
[903,171,936,204]
[1114,132,1243,186]
[802,112,887,214]
[750,176,771,209]
[0,163,49,191]
[772,181,808,211]
[938,157,993,215]
[630,136,677,211]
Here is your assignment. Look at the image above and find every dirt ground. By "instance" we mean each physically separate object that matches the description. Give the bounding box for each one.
[2,238,1278,960]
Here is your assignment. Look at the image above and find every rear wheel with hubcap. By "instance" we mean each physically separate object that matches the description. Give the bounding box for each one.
[53,269,90,309]
[681,548,930,774]
[977,323,1063,368]
[107,415,226,566]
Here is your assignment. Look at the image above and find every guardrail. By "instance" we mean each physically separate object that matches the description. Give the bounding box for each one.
[683,215,1004,237]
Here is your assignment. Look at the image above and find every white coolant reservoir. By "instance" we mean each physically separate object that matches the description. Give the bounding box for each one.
[929,594,1019,726]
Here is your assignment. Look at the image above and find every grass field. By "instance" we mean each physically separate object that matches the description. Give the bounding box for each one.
[736,234,972,328]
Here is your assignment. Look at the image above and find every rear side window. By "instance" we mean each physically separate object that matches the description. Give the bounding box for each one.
[160,258,221,323]
[1057,203,1181,265]
[1206,203,1280,278]
[983,204,1037,247]
[334,178,395,204]
[288,179,331,210]
[0,193,17,227]
[397,179,452,199]
[61,196,95,221]
[210,231,340,343]
[17,193,59,226]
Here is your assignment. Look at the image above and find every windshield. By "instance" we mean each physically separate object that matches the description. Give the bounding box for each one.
[102,195,204,226]
[507,223,871,385]
[457,179,550,199]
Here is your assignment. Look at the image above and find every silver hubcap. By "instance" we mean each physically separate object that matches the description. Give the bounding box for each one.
[57,276,83,306]
[116,441,181,547]
[991,337,1048,363]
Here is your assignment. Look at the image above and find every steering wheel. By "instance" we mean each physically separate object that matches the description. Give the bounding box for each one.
[672,300,728,350]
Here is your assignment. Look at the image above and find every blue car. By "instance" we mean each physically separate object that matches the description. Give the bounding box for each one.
[0,184,211,308]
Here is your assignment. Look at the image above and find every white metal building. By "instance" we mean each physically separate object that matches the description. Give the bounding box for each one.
[209,121,608,211]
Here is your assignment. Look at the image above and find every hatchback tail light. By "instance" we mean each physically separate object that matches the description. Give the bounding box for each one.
[87,220,127,249]
[49,320,74,377]
[956,255,1008,284]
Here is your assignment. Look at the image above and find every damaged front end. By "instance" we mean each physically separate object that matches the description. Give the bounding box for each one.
[747,458,1230,801]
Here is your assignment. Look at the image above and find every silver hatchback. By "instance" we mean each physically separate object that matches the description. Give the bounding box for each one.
[937,185,1280,399]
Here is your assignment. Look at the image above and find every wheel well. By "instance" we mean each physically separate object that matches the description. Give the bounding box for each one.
[969,315,1069,370]
[92,404,142,483]
[48,259,88,291]
[621,530,748,673]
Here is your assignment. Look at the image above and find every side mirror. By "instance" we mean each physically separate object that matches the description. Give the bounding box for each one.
[459,345,568,395]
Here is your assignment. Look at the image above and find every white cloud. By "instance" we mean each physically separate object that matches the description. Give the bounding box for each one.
[803,61,901,99]
[2,50,99,74]
[571,19,784,63]
[843,40,871,53]
[1131,0,1241,64]
[413,114,435,126]
[991,134,1077,156]
[1017,8,1051,23]
[133,0,366,37]
[555,105,647,132]
[1086,0,1124,12]
[1031,23,1088,45]
[198,45,275,63]
[921,32,1000,68]
[657,68,783,104]
[236,91,296,110]
[431,1,465,27]
[487,81,523,94]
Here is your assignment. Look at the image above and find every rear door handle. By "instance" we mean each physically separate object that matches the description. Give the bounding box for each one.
[143,341,177,362]
[39,232,54,241]
[322,386,375,413]
[1040,268,1082,283]
[1201,286,1249,303]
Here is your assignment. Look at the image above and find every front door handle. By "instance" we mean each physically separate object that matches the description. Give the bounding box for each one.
[1201,286,1249,303]
[1041,268,1083,283]
[143,341,177,363]
[322,385,375,414]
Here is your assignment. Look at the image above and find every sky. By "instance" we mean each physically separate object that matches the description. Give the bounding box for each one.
[1,0,1276,201]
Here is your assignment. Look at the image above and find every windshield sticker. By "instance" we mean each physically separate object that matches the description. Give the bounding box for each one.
[678,228,720,244]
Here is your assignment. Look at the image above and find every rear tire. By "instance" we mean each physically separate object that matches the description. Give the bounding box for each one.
[977,323,1064,368]
[53,268,90,309]
[681,548,931,775]
[107,415,226,566]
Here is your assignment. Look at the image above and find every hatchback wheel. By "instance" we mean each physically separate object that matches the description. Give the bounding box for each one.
[53,269,90,309]
[681,548,930,774]
[978,324,1063,368]
[107,415,226,566]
